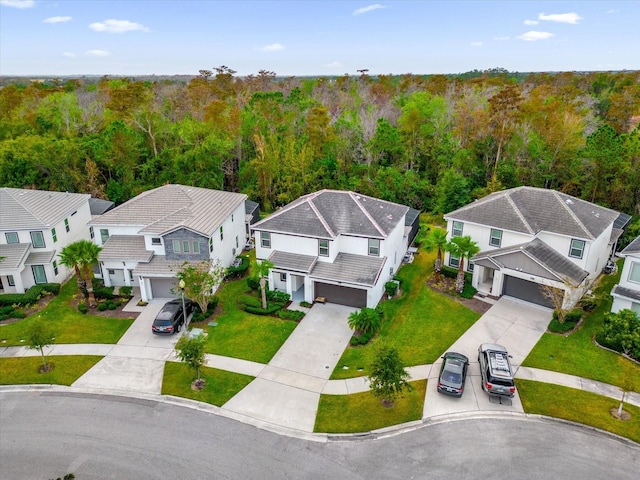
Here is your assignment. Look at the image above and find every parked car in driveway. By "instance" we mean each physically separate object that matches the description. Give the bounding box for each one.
[437,352,469,397]
[477,343,516,397]
[151,299,194,335]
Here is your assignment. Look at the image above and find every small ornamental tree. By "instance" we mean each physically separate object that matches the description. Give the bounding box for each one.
[348,308,383,336]
[368,344,412,408]
[539,283,569,323]
[176,260,225,315]
[26,320,56,373]
[175,334,207,389]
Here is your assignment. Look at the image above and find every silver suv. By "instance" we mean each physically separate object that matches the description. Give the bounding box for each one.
[477,343,516,397]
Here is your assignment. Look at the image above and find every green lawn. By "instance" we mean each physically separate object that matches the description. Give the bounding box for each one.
[162,362,254,406]
[198,274,298,364]
[0,355,103,385]
[517,379,640,444]
[522,264,640,392]
[0,281,134,346]
[331,250,480,379]
[314,380,426,433]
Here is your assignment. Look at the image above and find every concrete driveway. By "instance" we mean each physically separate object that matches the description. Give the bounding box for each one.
[423,297,552,419]
[222,303,355,432]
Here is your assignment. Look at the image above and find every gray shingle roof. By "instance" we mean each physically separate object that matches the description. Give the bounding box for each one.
[621,236,640,256]
[611,285,640,302]
[267,251,318,273]
[310,253,385,286]
[89,185,246,236]
[25,250,56,265]
[472,238,589,285]
[445,186,619,240]
[0,188,90,230]
[89,197,115,216]
[253,190,409,239]
[0,243,30,269]
[99,236,153,262]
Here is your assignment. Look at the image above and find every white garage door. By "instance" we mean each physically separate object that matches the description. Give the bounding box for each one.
[150,278,178,299]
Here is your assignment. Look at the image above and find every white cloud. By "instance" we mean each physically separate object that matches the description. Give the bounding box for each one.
[353,4,386,16]
[470,41,483,47]
[524,19,539,25]
[538,12,582,24]
[325,61,342,68]
[494,36,510,41]
[0,0,34,8]
[606,9,618,14]
[259,43,284,52]
[63,52,76,58]
[517,31,554,41]
[89,19,150,33]
[44,16,72,24]
[86,49,110,57]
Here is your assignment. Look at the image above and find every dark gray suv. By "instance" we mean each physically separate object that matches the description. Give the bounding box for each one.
[477,343,516,397]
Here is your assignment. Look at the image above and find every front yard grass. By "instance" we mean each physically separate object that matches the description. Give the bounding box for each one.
[0,281,134,346]
[331,250,480,379]
[314,380,426,433]
[522,264,640,392]
[162,362,254,406]
[517,379,640,444]
[0,355,103,385]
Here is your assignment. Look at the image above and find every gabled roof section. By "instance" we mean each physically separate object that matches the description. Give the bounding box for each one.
[99,236,154,262]
[0,188,90,230]
[310,253,386,286]
[445,186,619,240]
[253,190,409,239]
[89,185,246,237]
[620,236,640,256]
[0,243,31,270]
[472,238,589,285]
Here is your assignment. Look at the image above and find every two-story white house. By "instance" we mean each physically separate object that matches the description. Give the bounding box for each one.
[251,190,410,308]
[89,184,247,302]
[0,187,93,293]
[611,236,640,317]
[444,186,621,309]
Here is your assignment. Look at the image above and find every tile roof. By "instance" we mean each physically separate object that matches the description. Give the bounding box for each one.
[132,256,185,276]
[25,250,56,265]
[253,190,409,239]
[267,251,318,273]
[472,238,589,285]
[611,285,640,302]
[310,253,385,286]
[0,243,31,269]
[99,236,153,262]
[445,186,619,240]
[0,188,90,230]
[89,185,246,236]
[621,236,640,256]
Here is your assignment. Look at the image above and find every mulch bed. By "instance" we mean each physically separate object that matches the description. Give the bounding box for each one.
[426,274,493,315]
[69,296,140,319]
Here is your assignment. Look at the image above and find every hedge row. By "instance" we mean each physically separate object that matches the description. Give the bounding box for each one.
[0,283,60,307]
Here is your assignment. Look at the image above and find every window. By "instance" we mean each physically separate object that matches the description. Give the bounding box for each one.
[7,275,15,286]
[209,237,214,253]
[173,239,181,253]
[32,265,47,284]
[53,260,59,275]
[629,262,640,284]
[449,255,460,268]
[231,213,234,222]
[236,236,239,249]
[182,240,190,253]
[151,237,162,245]
[490,229,502,247]
[261,232,271,248]
[193,241,200,254]
[5,232,19,244]
[71,210,77,216]
[100,229,110,243]
[319,239,329,257]
[452,221,463,237]
[31,231,45,248]
[64,218,70,232]
[220,226,224,241]
[280,273,287,282]
[467,262,474,273]
[52,228,57,243]
[569,239,585,259]
[368,238,380,256]
[89,226,94,239]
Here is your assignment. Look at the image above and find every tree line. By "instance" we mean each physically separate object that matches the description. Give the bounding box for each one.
[0,68,638,216]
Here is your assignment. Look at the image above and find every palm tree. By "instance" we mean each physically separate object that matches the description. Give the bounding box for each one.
[58,242,86,295]
[423,228,448,280]
[446,235,480,293]
[77,240,102,307]
[253,259,274,309]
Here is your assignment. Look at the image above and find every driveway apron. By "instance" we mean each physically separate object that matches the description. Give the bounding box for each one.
[222,303,355,432]
[423,297,552,419]
[72,299,181,395]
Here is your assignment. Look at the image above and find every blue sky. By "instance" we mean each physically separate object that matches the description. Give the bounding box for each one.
[1,1,638,76]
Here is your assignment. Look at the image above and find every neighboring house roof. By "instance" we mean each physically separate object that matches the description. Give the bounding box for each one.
[611,285,640,302]
[445,186,619,240]
[620,236,640,256]
[613,212,632,230]
[472,238,589,285]
[25,250,56,265]
[89,184,246,237]
[89,197,115,216]
[0,188,90,230]
[310,253,385,286]
[405,207,420,227]
[0,243,31,269]
[99,236,153,262]
[253,190,409,239]
[245,200,259,216]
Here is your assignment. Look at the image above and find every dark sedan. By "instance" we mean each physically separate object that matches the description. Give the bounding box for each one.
[151,299,194,335]
[436,352,469,397]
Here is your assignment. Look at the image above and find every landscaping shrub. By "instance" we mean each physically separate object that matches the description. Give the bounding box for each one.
[92,283,115,300]
[579,294,600,311]
[246,276,260,291]
[118,286,133,297]
[77,303,89,314]
[237,294,262,309]
[548,317,577,333]
[596,309,640,360]
[276,309,305,321]
[385,281,399,298]
[97,302,108,311]
[107,301,117,310]
[266,290,290,303]
[191,297,219,323]
[349,331,374,346]
[564,308,583,323]
[245,303,284,315]
[441,266,472,283]
[226,256,250,278]
[11,311,27,319]
[0,283,61,307]
[460,283,477,299]
[300,301,312,308]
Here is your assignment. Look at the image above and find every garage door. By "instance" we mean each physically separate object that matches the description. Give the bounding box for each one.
[150,278,178,299]
[314,282,367,308]
[503,276,557,308]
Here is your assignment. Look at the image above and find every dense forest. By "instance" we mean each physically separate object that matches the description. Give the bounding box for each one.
[1,68,639,217]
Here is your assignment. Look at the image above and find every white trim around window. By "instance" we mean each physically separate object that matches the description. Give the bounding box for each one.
[629,261,640,284]
[261,232,271,248]
[452,221,463,237]
[319,239,329,257]
[569,239,585,259]
[449,255,460,268]
[489,228,502,247]
[368,238,380,256]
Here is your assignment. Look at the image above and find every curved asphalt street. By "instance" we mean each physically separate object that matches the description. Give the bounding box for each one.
[2,391,639,480]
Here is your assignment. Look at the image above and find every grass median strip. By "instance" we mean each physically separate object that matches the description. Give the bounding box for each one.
[517,379,640,444]
[314,380,426,433]
[162,362,254,406]
[0,355,103,386]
